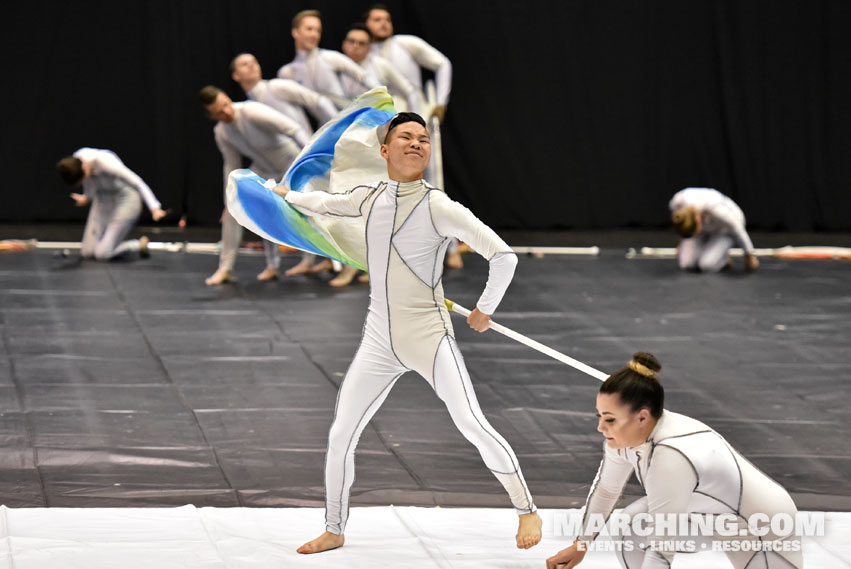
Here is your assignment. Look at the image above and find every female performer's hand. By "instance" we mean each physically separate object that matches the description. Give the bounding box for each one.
[466,307,491,333]
[545,543,586,569]
[70,193,90,207]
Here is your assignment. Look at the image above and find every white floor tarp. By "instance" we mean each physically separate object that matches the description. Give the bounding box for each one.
[0,506,847,568]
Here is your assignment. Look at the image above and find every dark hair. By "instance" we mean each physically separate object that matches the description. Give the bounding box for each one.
[198,85,223,107]
[599,352,664,418]
[363,3,391,20]
[346,23,372,40]
[56,156,84,186]
[229,52,253,74]
[384,112,427,142]
[292,9,321,29]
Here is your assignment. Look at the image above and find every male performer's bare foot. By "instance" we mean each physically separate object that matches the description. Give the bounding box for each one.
[329,265,359,287]
[205,268,233,285]
[284,259,313,276]
[357,272,370,283]
[256,267,279,281]
[297,531,345,554]
[446,250,464,269]
[310,258,334,273]
[516,512,542,549]
[139,236,150,259]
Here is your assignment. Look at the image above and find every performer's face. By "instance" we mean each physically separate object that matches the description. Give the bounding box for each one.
[205,92,236,123]
[366,9,393,40]
[596,393,652,449]
[231,54,261,84]
[292,16,322,51]
[343,30,371,62]
[381,122,431,181]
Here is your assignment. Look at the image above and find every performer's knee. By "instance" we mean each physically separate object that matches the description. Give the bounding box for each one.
[93,243,115,261]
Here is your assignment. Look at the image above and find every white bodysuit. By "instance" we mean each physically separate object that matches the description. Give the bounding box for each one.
[246,78,338,134]
[285,178,535,535]
[277,48,379,114]
[577,410,802,569]
[340,54,420,113]
[213,102,306,272]
[371,35,452,112]
[73,147,162,260]
[669,187,755,272]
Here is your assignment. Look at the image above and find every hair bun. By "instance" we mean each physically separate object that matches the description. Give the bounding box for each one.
[629,351,661,379]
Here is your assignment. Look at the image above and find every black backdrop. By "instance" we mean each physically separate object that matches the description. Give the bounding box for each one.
[4,0,850,230]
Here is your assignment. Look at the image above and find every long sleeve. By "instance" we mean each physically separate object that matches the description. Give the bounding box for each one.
[706,202,755,252]
[577,445,635,544]
[639,445,699,569]
[374,56,420,111]
[276,63,293,80]
[214,127,243,189]
[267,78,321,109]
[325,50,378,88]
[242,102,309,147]
[93,151,162,211]
[395,35,452,105]
[285,185,375,217]
[428,190,516,314]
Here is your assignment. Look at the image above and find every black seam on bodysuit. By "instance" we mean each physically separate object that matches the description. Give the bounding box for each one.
[391,191,430,236]
[391,241,433,289]
[445,335,533,510]
[338,371,403,532]
[653,443,701,492]
[289,184,377,218]
[384,183,404,366]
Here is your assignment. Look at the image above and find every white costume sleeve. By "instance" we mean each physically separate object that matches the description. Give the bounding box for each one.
[214,127,243,189]
[93,151,162,211]
[428,191,517,314]
[395,35,452,105]
[284,185,376,217]
[267,78,321,108]
[640,445,699,568]
[276,63,294,80]
[242,102,309,147]
[374,56,420,111]
[705,203,755,253]
[577,445,635,544]
[325,50,379,88]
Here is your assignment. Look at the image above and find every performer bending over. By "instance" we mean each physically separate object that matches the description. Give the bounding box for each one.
[276,113,541,554]
[56,148,166,260]
[670,187,759,272]
[199,86,309,285]
[546,352,803,569]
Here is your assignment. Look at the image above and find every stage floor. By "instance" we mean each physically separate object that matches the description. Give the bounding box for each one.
[0,247,849,517]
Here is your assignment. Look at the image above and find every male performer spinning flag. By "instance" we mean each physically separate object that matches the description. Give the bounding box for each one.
[274,112,542,554]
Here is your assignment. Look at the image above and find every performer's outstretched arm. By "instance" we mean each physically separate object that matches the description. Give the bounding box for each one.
[280,184,376,217]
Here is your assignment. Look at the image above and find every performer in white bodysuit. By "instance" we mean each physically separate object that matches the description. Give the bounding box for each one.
[277,10,379,115]
[276,10,380,282]
[231,53,338,136]
[276,113,542,555]
[340,24,419,112]
[199,86,309,285]
[231,53,342,278]
[546,352,803,569]
[670,187,759,272]
[364,5,452,120]
[56,148,166,260]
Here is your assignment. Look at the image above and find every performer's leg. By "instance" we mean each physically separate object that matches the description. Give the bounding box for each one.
[678,237,702,270]
[298,337,406,554]
[80,206,104,258]
[430,335,541,548]
[697,234,735,273]
[257,240,280,281]
[92,217,140,260]
[284,251,317,276]
[445,239,463,269]
[206,210,241,284]
[614,497,649,569]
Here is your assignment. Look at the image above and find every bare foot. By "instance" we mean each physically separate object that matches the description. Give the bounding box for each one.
[446,250,464,269]
[310,258,334,274]
[139,236,150,259]
[284,259,313,276]
[516,511,542,549]
[205,268,233,286]
[256,267,279,282]
[357,272,370,283]
[297,531,344,554]
[329,265,359,287]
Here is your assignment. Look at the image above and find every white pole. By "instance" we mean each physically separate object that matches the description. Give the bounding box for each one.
[444,299,609,381]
